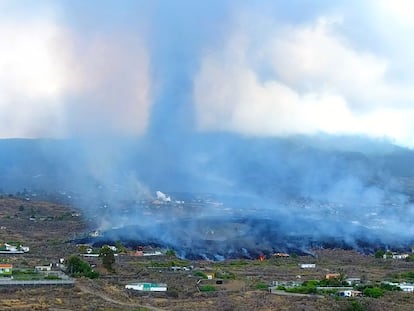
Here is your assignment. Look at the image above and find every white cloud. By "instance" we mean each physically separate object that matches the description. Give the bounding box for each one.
[193,12,414,147]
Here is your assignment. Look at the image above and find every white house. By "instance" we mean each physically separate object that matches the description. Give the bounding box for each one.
[299,263,316,269]
[392,253,409,260]
[339,290,362,297]
[125,282,167,292]
[35,265,52,272]
[345,278,361,285]
[398,284,414,292]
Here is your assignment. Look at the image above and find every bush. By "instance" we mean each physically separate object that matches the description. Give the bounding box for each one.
[347,300,367,311]
[66,255,99,279]
[199,285,216,292]
[99,245,115,271]
[374,249,385,258]
[363,287,384,298]
[215,271,236,280]
[255,283,269,290]
[194,271,208,279]
[405,255,414,262]
[44,274,61,280]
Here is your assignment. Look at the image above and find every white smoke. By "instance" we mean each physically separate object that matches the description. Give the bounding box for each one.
[0,2,152,138]
[156,191,171,202]
[193,12,414,147]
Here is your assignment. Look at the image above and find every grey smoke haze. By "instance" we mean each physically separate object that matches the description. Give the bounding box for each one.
[1,0,414,256]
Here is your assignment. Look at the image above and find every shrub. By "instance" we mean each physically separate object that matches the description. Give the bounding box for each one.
[44,274,61,280]
[215,271,236,280]
[363,287,384,298]
[347,300,367,311]
[374,250,385,258]
[66,255,99,279]
[255,283,269,290]
[199,285,216,292]
[194,271,208,279]
[99,245,115,271]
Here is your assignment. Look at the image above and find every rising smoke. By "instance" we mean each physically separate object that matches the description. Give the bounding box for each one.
[1,0,414,258]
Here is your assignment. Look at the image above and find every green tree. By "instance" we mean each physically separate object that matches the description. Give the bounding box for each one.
[374,249,385,258]
[115,241,127,253]
[99,245,115,271]
[66,255,98,279]
[363,287,384,298]
[165,249,176,258]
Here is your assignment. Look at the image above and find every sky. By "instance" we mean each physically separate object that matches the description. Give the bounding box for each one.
[1,0,414,147]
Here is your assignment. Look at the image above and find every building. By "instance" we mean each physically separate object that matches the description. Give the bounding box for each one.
[339,290,362,297]
[125,282,167,292]
[299,263,316,269]
[0,243,29,253]
[325,273,341,280]
[205,272,215,280]
[392,253,409,260]
[35,265,52,272]
[273,253,290,257]
[271,280,301,288]
[345,278,361,285]
[396,283,414,292]
[0,263,12,276]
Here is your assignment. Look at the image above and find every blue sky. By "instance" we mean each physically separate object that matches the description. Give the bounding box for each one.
[1,0,414,147]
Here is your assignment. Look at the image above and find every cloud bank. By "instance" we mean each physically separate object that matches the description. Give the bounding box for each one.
[194,4,414,147]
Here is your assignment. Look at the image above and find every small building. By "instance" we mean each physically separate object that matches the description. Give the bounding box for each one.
[35,265,52,272]
[326,273,341,280]
[271,280,301,288]
[339,290,362,297]
[108,246,117,252]
[392,253,409,260]
[0,263,12,276]
[125,282,167,292]
[143,251,163,256]
[299,263,316,269]
[345,278,361,285]
[274,253,290,257]
[398,284,414,292]
[205,272,215,280]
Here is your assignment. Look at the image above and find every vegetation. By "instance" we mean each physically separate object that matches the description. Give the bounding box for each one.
[375,249,385,258]
[405,254,414,262]
[228,260,249,267]
[66,255,99,279]
[318,274,347,287]
[44,274,61,280]
[165,249,176,258]
[199,285,216,292]
[150,259,189,268]
[115,241,127,253]
[346,300,367,311]
[215,270,236,280]
[362,287,384,298]
[285,283,318,294]
[387,271,414,282]
[194,271,208,279]
[99,245,115,271]
[255,283,268,290]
